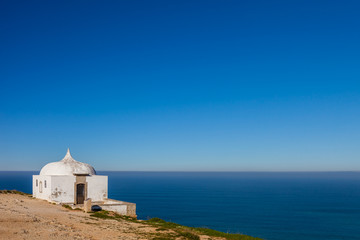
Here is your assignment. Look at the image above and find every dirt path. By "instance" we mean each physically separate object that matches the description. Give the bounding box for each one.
[0,193,181,240]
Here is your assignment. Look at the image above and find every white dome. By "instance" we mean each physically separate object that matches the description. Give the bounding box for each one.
[40,149,96,176]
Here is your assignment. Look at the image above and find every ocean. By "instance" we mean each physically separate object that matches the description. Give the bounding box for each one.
[1,171,359,240]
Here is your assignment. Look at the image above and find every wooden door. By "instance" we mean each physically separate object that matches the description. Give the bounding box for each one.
[76,184,85,204]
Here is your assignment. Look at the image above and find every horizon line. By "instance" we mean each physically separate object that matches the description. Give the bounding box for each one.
[1,170,359,173]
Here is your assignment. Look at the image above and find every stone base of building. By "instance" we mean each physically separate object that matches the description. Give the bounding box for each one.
[66,198,137,218]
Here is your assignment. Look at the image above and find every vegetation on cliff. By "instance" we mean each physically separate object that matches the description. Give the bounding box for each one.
[90,210,262,240]
[0,190,31,195]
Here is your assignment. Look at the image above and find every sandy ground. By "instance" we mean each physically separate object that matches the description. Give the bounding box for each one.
[0,193,217,240]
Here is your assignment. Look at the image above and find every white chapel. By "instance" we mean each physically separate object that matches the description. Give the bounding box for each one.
[33,149,136,217]
[33,149,107,204]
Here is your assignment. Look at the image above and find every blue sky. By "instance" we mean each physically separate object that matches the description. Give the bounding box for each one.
[1,0,360,171]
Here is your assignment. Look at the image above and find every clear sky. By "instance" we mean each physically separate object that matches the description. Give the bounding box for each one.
[1,0,359,171]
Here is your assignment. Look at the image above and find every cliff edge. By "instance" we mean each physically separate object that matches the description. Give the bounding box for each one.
[0,191,261,240]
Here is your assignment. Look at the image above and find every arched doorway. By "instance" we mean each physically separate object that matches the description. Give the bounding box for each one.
[76,183,85,204]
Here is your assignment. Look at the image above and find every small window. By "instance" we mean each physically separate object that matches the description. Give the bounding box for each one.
[44,180,47,188]
[36,179,38,187]
[39,181,43,193]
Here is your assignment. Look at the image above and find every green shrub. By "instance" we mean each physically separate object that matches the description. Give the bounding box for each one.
[62,204,72,209]
[178,231,200,240]
[193,227,262,240]
[90,211,114,219]
[0,190,31,195]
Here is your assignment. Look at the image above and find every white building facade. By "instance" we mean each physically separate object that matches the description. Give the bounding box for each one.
[33,149,108,204]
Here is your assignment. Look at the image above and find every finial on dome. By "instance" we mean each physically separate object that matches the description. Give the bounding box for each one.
[61,148,75,162]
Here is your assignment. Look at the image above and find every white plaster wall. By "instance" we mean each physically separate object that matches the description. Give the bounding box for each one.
[32,175,38,198]
[86,175,108,201]
[32,175,52,201]
[101,205,127,215]
[50,175,76,203]
[33,174,108,204]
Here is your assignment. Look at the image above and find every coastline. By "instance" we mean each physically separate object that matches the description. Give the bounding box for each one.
[0,190,261,240]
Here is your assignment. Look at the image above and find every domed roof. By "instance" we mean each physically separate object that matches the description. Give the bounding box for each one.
[40,149,96,176]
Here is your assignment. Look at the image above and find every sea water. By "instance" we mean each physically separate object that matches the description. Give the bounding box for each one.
[1,171,359,240]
